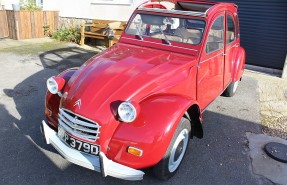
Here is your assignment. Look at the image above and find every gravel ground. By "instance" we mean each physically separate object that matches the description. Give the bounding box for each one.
[245,70,287,140]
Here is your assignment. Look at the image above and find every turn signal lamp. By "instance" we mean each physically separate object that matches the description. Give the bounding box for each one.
[128,146,143,157]
[47,77,65,94]
[45,107,52,117]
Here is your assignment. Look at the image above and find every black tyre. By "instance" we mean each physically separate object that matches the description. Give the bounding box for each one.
[223,80,239,97]
[153,117,191,180]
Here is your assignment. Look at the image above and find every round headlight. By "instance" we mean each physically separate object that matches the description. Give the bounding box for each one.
[47,77,65,94]
[47,77,58,94]
[118,102,137,123]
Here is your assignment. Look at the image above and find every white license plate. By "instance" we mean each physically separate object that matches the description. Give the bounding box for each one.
[58,126,100,156]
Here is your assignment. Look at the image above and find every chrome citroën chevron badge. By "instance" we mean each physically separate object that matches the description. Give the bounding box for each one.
[73,99,81,109]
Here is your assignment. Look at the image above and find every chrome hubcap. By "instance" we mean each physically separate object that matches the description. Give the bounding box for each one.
[168,129,189,172]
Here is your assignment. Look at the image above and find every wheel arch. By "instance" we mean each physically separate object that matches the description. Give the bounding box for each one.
[184,104,203,139]
[107,94,200,169]
[232,46,246,82]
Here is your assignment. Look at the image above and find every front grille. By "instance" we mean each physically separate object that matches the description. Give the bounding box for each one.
[58,108,100,141]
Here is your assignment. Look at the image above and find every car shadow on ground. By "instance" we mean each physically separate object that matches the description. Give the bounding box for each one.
[3,47,97,144]
[0,46,277,185]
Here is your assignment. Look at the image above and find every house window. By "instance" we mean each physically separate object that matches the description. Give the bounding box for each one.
[20,0,43,7]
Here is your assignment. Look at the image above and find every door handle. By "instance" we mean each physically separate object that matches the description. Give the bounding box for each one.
[222,53,226,56]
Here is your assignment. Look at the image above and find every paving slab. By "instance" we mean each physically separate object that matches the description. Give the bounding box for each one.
[247,132,287,185]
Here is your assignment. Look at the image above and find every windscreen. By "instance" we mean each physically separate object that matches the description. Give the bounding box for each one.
[126,13,205,45]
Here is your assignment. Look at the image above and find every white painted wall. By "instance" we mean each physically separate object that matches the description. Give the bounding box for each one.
[43,0,146,21]
[0,0,20,10]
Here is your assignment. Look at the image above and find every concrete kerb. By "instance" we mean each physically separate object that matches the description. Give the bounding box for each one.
[245,64,282,77]
[282,54,287,79]
[245,54,287,79]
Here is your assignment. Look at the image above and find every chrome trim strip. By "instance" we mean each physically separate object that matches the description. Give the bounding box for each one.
[200,44,239,64]
[138,7,206,17]
[200,52,224,64]
[225,44,239,52]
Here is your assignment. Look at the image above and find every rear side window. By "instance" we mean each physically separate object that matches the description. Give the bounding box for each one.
[206,16,224,54]
[226,14,235,44]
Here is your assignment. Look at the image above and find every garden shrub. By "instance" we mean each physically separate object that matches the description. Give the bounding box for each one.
[52,27,80,44]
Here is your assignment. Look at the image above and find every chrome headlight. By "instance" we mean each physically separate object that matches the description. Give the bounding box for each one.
[118,101,137,123]
[47,77,65,94]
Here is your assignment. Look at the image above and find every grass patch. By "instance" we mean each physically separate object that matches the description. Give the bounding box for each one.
[0,41,69,55]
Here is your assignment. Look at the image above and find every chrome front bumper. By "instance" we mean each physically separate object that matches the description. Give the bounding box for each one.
[41,120,144,181]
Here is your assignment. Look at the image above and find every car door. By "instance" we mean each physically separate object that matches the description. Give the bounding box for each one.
[224,12,239,88]
[197,13,225,110]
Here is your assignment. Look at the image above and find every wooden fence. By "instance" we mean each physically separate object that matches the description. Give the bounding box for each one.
[0,10,9,38]
[0,10,59,40]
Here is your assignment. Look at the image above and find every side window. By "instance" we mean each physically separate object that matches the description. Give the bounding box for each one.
[206,16,224,54]
[226,14,235,44]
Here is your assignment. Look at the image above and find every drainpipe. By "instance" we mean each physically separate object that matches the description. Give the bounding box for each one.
[282,54,287,79]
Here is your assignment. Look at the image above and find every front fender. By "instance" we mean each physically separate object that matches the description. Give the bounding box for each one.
[45,68,78,129]
[107,94,198,169]
[58,68,79,83]
[232,46,246,82]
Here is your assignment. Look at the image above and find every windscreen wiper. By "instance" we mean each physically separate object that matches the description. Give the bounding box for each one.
[135,34,143,40]
[162,38,171,45]
[159,28,171,45]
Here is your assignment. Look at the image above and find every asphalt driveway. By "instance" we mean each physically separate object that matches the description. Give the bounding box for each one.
[0,39,271,185]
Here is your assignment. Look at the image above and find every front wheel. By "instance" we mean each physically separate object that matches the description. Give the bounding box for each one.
[223,80,239,97]
[153,117,191,180]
